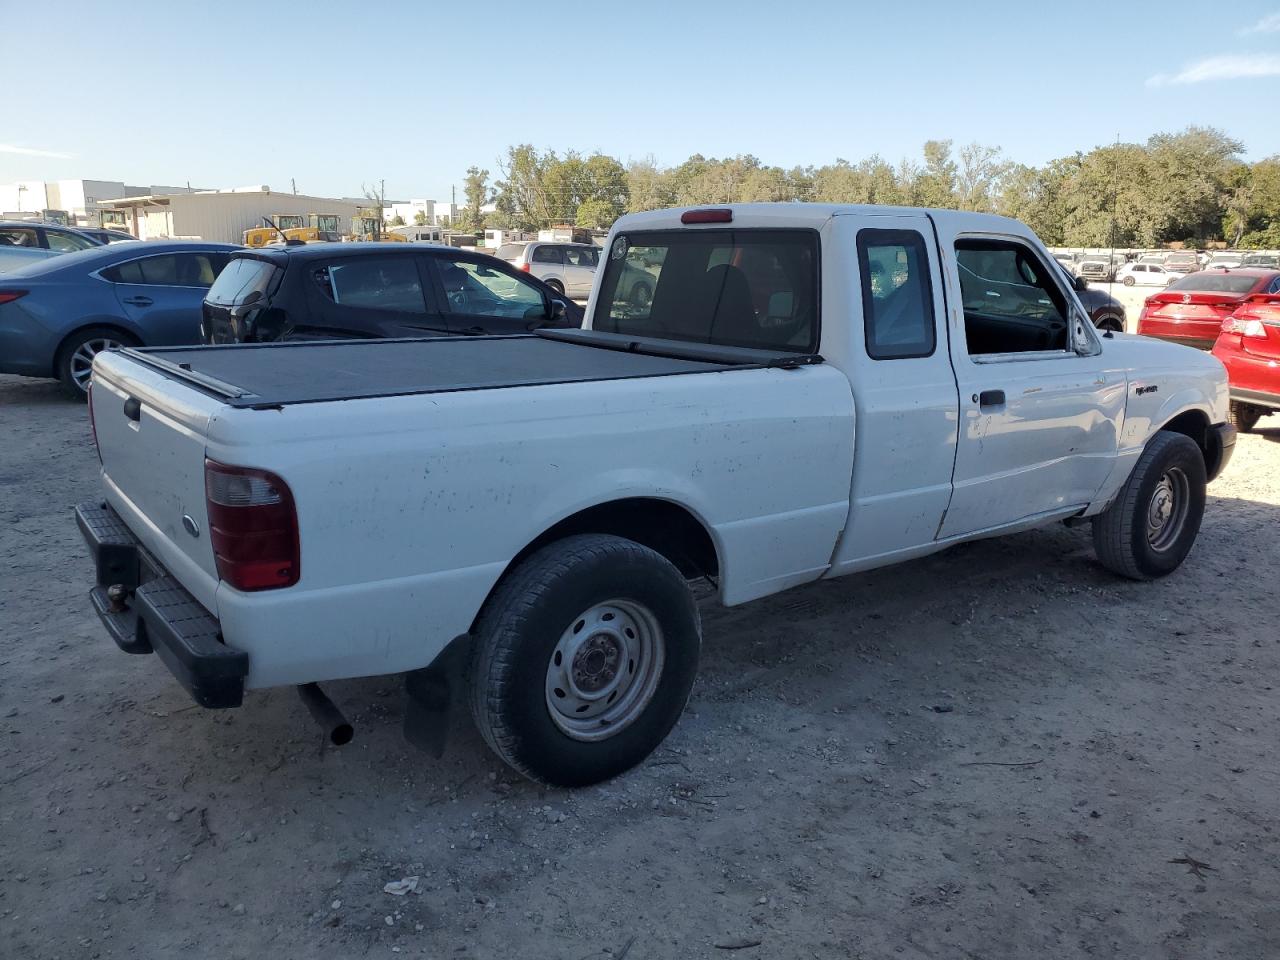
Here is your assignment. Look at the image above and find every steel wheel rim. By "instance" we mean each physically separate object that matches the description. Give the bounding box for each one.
[545,599,665,741]
[69,338,122,390]
[1147,467,1190,552]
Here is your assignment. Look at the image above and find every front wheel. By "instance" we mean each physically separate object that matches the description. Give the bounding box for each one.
[1122,276,1135,286]
[1091,431,1206,580]
[469,534,701,786]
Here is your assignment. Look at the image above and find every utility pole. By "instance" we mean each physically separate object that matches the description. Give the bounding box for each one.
[291,178,297,195]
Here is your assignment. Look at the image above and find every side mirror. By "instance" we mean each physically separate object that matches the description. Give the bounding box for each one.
[1073,275,1088,293]
[549,298,568,322]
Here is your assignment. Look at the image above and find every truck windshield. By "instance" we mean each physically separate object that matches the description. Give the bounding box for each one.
[592,229,819,352]
[206,257,280,306]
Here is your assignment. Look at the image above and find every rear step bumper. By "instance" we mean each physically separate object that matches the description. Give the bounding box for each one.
[76,501,247,708]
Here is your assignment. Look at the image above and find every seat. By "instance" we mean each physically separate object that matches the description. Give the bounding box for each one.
[705,264,760,346]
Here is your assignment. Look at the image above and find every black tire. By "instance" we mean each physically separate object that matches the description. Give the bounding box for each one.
[629,281,653,309]
[1229,401,1263,434]
[469,534,701,786]
[1091,431,1206,580]
[544,279,564,296]
[1095,316,1123,334]
[1122,276,1135,286]
[55,327,139,401]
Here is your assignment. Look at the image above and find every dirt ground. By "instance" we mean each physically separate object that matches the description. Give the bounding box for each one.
[3,371,1279,960]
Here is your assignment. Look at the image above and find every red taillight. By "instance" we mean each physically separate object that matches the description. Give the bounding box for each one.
[204,459,299,591]
[1221,316,1267,339]
[519,262,531,272]
[0,289,29,305]
[87,382,101,463]
[681,208,733,224]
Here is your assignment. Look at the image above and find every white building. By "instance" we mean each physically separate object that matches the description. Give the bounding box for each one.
[96,188,361,243]
[0,179,206,226]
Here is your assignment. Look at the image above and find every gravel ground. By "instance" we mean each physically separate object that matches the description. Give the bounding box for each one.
[2,371,1279,960]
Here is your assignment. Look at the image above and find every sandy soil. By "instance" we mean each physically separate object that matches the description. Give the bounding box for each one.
[2,371,1279,960]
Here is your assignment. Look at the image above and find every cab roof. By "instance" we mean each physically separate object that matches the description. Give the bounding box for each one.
[612,202,1027,234]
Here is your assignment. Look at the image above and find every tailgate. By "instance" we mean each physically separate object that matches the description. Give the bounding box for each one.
[90,350,225,612]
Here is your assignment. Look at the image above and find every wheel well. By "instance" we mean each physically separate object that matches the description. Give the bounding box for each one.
[1157,409,1217,475]
[510,498,720,583]
[51,322,139,377]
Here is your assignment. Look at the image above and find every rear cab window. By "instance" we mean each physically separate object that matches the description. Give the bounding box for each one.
[593,229,819,353]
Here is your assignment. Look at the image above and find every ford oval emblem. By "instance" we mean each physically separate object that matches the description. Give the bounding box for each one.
[182,514,201,538]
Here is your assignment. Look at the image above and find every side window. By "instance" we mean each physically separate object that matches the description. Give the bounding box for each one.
[856,229,936,360]
[0,227,39,247]
[311,257,426,313]
[955,239,1069,356]
[564,247,598,268]
[1269,277,1280,294]
[436,258,545,318]
[46,230,95,252]
[531,245,563,265]
[102,253,220,286]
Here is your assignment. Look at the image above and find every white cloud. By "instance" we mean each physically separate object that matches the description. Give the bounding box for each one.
[1240,11,1280,34]
[1146,53,1280,86]
[0,143,74,160]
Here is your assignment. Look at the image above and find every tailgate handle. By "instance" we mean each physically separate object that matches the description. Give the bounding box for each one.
[123,396,142,422]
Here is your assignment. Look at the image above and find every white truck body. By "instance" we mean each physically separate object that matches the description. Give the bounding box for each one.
[81,203,1233,784]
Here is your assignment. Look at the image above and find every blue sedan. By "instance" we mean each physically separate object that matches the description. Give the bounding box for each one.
[0,240,238,398]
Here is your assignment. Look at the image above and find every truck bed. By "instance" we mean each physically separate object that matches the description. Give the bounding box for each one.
[120,332,753,409]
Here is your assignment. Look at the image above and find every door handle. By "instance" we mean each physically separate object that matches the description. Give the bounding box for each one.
[977,389,1005,408]
[122,296,153,306]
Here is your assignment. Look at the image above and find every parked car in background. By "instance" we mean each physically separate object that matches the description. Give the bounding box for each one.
[1052,253,1078,275]
[1213,290,1280,432]
[0,220,102,253]
[1163,252,1200,274]
[77,227,139,245]
[498,241,600,299]
[1239,254,1279,269]
[0,240,236,398]
[1078,256,1117,282]
[1138,269,1280,350]
[1205,253,1244,270]
[1054,263,1127,331]
[202,243,582,345]
[0,246,58,274]
[1116,262,1183,286]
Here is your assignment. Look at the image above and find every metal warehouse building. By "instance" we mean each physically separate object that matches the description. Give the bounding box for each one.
[97,188,361,244]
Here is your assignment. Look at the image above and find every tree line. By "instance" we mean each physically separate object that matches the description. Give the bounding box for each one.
[452,127,1279,249]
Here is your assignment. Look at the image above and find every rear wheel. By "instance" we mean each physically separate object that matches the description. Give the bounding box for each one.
[55,327,138,401]
[1229,401,1263,433]
[1122,276,1135,287]
[629,281,653,310]
[1091,431,1206,580]
[1095,315,1123,334]
[469,534,701,786]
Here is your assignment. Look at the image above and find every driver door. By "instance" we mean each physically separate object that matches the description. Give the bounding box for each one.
[427,253,553,335]
[935,230,1125,539]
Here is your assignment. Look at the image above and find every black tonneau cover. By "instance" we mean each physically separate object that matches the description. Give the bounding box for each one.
[122,333,748,409]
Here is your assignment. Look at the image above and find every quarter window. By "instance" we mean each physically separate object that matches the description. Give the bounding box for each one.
[857,229,935,360]
[312,256,426,312]
[955,239,1069,355]
[531,245,563,264]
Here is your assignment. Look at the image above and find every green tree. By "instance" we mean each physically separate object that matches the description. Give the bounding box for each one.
[458,166,490,231]
[413,210,428,226]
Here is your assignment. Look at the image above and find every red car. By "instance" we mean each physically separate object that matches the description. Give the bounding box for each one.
[1138,269,1280,350]
[1212,292,1280,432]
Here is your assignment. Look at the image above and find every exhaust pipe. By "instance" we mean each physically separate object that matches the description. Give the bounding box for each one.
[296,683,353,746]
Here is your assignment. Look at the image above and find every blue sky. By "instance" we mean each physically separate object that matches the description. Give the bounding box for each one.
[3,0,1280,202]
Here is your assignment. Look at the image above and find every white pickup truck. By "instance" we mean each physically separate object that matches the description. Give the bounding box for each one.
[78,204,1235,786]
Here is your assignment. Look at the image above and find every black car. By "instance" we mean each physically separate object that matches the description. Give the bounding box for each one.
[1057,264,1125,333]
[77,227,139,244]
[202,243,583,344]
